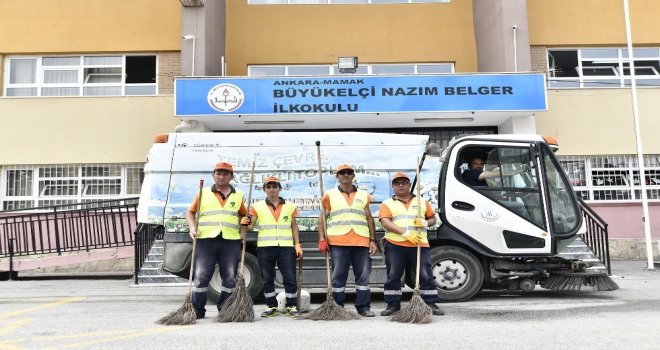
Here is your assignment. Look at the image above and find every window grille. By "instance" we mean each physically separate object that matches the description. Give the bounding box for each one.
[557,155,660,202]
[1,163,144,210]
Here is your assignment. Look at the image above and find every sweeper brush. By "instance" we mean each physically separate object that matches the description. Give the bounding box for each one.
[541,271,619,292]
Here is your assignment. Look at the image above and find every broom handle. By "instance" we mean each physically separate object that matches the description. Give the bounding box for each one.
[239,155,257,277]
[315,141,332,291]
[188,179,204,295]
[415,157,422,290]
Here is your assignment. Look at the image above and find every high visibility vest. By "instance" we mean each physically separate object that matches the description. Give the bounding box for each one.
[326,188,370,238]
[253,201,296,247]
[196,187,243,240]
[382,197,429,244]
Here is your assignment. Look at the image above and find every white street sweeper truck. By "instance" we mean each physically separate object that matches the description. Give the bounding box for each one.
[137,131,616,302]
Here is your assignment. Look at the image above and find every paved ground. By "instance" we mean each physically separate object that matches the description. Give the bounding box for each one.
[0,261,659,350]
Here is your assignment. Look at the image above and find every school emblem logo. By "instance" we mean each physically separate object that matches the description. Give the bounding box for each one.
[208,83,244,112]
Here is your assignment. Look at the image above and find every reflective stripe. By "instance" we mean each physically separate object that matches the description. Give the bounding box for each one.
[328,207,366,217]
[258,236,294,244]
[197,221,240,229]
[326,220,369,228]
[264,291,277,298]
[285,293,297,298]
[220,286,235,293]
[257,224,294,230]
[355,285,370,291]
[257,235,295,241]
[420,289,438,295]
[392,214,417,221]
[192,287,208,293]
[332,287,345,293]
[200,210,240,217]
[384,290,402,295]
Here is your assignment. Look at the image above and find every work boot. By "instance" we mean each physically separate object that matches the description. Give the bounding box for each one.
[194,309,205,320]
[358,308,375,317]
[285,306,300,318]
[380,305,400,316]
[261,307,279,318]
[428,304,445,316]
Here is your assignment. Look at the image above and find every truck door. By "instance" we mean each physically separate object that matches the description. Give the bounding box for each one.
[442,140,554,255]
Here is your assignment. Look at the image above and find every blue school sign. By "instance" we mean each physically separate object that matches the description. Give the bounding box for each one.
[174,73,547,116]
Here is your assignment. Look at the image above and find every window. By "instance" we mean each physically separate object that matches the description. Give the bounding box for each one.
[1,163,144,210]
[4,55,157,97]
[459,146,545,228]
[248,63,454,76]
[558,155,660,202]
[547,48,660,88]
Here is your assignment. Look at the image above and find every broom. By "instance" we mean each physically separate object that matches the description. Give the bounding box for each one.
[305,140,359,321]
[157,179,204,325]
[216,156,257,323]
[391,157,433,324]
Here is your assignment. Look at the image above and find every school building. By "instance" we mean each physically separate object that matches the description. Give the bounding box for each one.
[1,0,659,259]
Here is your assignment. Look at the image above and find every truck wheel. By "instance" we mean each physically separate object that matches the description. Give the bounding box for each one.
[430,246,483,302]
[208,252,263,303]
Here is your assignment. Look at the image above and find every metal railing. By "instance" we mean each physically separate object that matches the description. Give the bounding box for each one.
[577,197,612,274]
[0,198,139,260]
[133,224,163,285]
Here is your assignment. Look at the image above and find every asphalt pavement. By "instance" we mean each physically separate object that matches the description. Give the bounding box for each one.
[0,260,659,350]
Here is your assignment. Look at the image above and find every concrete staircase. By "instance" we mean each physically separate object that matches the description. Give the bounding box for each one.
[135,239,187,286]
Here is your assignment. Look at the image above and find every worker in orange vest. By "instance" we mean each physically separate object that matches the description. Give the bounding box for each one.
[318,164,378,317]
[186,162,247,320]
[379,172,444,316]
[241,176,303,318]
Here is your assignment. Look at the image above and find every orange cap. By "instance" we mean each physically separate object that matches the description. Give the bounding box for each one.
[264,176,281,185]
[336,163,354,173]
[214,162,234,173]
[392,172,410,182]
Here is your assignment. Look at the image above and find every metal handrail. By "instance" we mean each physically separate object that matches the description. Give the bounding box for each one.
[0,197,139,258]
[577,197,612,275]
[133,224,163,285]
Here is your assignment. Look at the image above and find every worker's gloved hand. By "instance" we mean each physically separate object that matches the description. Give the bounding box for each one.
[295,244,303,259]
[318,240,329,253]
[402,231,421,245]
[413,218,428,228]
[240,217,251,226]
